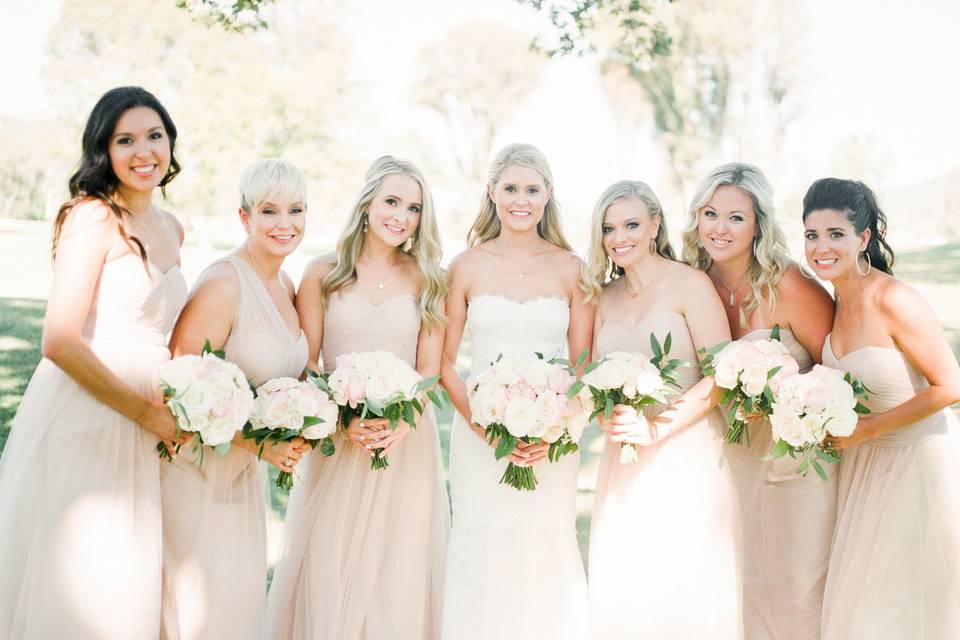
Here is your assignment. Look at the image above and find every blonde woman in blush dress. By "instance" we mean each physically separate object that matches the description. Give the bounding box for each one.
[584,180,742,639]
[801,178,960,639]
[0,87,189,639]
[440,144,594,640]
[159,159,310,640]
[681,163,836,640]
[264,156,449,640]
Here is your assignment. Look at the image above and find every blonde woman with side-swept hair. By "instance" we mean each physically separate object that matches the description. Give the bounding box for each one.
[583,180,742,638]
[265,156,449,639]
[440,143,594,640]
[683,162,836,640]
[161,158,310,640]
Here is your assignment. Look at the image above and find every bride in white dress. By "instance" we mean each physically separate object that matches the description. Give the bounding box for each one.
[440,144,594,640]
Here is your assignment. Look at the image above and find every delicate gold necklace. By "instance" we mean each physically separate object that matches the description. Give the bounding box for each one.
[712,266,747,307]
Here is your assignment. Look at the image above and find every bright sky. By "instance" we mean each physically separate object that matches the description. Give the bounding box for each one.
[2,0,958,197]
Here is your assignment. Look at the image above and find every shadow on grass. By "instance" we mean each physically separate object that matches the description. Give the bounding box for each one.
[0,298,45,451]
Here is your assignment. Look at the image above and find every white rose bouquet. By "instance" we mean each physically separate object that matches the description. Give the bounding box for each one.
[157,340,254,464]
[700,326,801,445]
[582,333,684,464]
[467,351,591,491]
[242,371,340,490]
[327,351,446,470]
[767,364,870,480]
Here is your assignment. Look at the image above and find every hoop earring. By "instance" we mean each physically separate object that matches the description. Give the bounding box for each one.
[798,252,816,279]
[856,251,872,277]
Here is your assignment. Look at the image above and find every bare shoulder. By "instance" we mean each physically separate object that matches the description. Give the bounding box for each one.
[779,262,833,309]
[548,248,583,273]
[156,207,185,245]
[60,198,117,234]
[302,253,337,282]
[193,260,241,307]
[876,274,929,321]
[448,246,486,279]
[668,260,713,292]
[597,278,623,312]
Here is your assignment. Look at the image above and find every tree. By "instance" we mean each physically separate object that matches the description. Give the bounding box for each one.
[522,0,808,206]
[175,0,273,32]
[35,0,357,225]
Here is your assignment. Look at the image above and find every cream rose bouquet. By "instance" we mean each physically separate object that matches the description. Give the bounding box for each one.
[700,326,800,445]
[242,372,340,490]
[157,340,254,463]
[467,351,591,491]
[582,334,684,464]
[767,364,870,480]
[327,351,445,470]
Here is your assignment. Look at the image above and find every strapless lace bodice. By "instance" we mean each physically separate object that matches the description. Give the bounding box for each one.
[466,295,569,375]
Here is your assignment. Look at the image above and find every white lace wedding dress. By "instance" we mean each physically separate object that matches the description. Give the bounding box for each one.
[442,294,587,640]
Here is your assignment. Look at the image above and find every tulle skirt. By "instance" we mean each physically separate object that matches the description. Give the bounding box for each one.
[589,410,743,639]
[822,411,960,639]
[0,340,169,639]
[160,444,268,639]
[724,419,837,640]
[264,408,449,640]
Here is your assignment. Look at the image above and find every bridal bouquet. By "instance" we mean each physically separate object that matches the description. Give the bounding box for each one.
[467,352,591,491]
[157,341,254,463]
[328,351,445,470]
[700,326,800,445]
[581,334,684,464]
[768,364,870,480]
[242,372,340,490]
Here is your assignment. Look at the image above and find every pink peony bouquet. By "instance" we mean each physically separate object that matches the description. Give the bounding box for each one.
[157,341,254,463]
[242,373,340,490]
[327,351,445,470]
[582,334,684,463]
[700,326,800,445]
[767,364,870,480]
[467,351,591,491]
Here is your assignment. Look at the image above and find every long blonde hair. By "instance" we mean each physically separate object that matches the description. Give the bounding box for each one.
[467,143,572,251]
[681,162,790,327]
[582,180,675,301]
[321,156,447,328]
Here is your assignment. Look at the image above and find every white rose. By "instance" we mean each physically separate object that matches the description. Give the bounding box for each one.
[531,391,562,439]
[824,406,857,437]
[302,403,339,439]
[713,353,741,390]
[771,410,815,447]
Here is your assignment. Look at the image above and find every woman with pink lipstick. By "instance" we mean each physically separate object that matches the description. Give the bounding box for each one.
[440,143,593,640]
[0,87,188,638]
[801,178,960,639]
[265,156,449,639]
[584,180,741,639]
[160,159,310,640]
[682,163,835,640]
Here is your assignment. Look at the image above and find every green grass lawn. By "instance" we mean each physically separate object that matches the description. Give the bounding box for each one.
[0,298,45,451]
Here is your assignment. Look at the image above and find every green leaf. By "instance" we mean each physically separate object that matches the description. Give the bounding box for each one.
[403,403,416,430]
[302,415,323,427]
[663,332,672,357]
[566,380,585,398]
[320,437,335,456]
[574,347,589,368]
[534,352,544,360]
[771,439,791,458]
[494,433,517,460]
[583,361,601,375]
[770,324,782,342]
[813,460,828,482]
[213,442,232,456]
[649,333,663,361]
[603,395,615,420]
[855,402,871,415]
[766,365,783,380]
[416,375,440,391]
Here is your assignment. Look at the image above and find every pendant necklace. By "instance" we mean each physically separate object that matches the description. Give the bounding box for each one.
[713,266,747,307]
[625,260,671,298]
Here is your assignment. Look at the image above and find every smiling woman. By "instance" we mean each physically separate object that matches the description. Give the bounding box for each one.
[0,86,189,639]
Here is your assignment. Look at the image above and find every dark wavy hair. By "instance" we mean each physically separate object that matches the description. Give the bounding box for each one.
[801,177,894,274]
[52,86,181,261]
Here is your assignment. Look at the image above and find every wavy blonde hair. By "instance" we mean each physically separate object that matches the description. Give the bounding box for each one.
[321,156,447,328]
[467,143,572,251]
[681,162,790,327]
[582,180,675,301]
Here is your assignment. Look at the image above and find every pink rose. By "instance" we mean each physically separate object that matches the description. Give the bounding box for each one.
[548,370,574,395]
